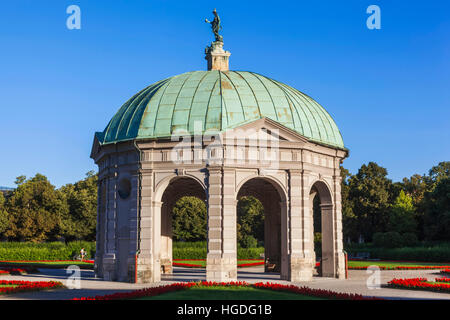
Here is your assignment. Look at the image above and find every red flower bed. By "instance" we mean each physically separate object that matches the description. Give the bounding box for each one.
[0,267,36,275]
[172,262,204,268]
[387,278,450,293]
[237,262,265,267]
[435,277,450,283]
[441,269,450,274]
[0,280,64,295]
[72,281,382,300]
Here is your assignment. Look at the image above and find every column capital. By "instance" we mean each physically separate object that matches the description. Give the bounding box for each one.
[152,201,163,208]
[138,169,154,175]
[207,166,223,174]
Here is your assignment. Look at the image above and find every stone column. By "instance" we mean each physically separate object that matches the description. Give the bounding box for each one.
[102,173,117,281]
[94,179,105,278]
[288,169,314,282]
[321,203,336,277]
[279,200,289,280]
[160,200,173,274]
[206,167,237,282]
[134,170,157,283]
[126,172,140,282]
[333,173,346,279]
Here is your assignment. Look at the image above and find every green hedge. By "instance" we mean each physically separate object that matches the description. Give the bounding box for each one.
[0,241,96,261]
[345,243,450,262]
[173,241,264,260]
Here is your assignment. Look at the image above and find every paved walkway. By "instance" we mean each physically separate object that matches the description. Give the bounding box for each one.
[1,266,449,300]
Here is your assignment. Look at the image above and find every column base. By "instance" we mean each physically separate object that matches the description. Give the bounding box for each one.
[336,251,346,279]
[128,254,160,283]
[160,258,173,274]
[289,257,314,282]
[206,255,237,282]
[101,254,116,281]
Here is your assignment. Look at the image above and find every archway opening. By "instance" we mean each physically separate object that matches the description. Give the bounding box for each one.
[160,177,206,275]
[236,177,287,280]
[310,181,335,277]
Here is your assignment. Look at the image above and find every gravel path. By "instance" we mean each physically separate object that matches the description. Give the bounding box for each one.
[0,266,449,300]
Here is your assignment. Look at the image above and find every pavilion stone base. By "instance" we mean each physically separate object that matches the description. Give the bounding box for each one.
[101,254,117,281]
[160,258,173,274]
[289,257,314,282]
[336,252,346,279]
[132,255,159,284]
[206,255,237,282]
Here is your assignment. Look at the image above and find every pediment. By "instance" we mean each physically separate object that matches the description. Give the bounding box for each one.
[90,134,102,160]
[222,117,309,145]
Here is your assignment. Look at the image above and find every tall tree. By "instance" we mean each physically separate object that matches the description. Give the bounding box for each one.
[423,178,450,241]
[59,171,98,241]
[388,190,417,234]
[172,196,207,241]
[348,162,392,241]
[401,174,428,239]
[237,196,264,247]
[5,174,68,242]
[340,166,358,242]
[428,161,450,186]
[0,192,10,237]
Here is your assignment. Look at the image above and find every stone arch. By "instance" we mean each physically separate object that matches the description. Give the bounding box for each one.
[157,176,207,275]
[235,173,288,202]
[309,180,335,277]
[154,172,207,203]
[236,176,289,279]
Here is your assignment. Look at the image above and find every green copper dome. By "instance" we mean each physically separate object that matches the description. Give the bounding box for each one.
[96,70,345,149]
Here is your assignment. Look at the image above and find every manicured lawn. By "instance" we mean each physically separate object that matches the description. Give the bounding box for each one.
[140,285,324,300]
[0,285,18,288]
[173,259,450,270]
[173,259,263,268]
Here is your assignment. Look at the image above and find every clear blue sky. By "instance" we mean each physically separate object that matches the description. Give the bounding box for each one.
[0,1,448,188]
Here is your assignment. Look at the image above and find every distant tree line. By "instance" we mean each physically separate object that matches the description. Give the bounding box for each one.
[342,161,450,246]
[0,161,448,247]
[171,195,264,248]
[0,171,97,242]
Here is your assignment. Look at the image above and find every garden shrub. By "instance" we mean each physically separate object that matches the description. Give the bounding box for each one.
[401,233,418,247]
[383,232,403,248]
[346,243,450,262]
[172,241,264,260]
[372,232,385,248]
[239,235,258,249]
[0,241,95,261]
[372,232,403,248]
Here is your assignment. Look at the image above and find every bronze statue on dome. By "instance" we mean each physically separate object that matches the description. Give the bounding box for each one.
[205,9,223,42]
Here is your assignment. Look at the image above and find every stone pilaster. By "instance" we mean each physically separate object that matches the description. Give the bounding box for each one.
[333,173,346,279]
[321,203,336,277]
[288,169,314,282]
[134,170,158,283]
[206,167,237,282]
[126,172,140,282]
[102,173,117,281]
[94,179,105,278]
